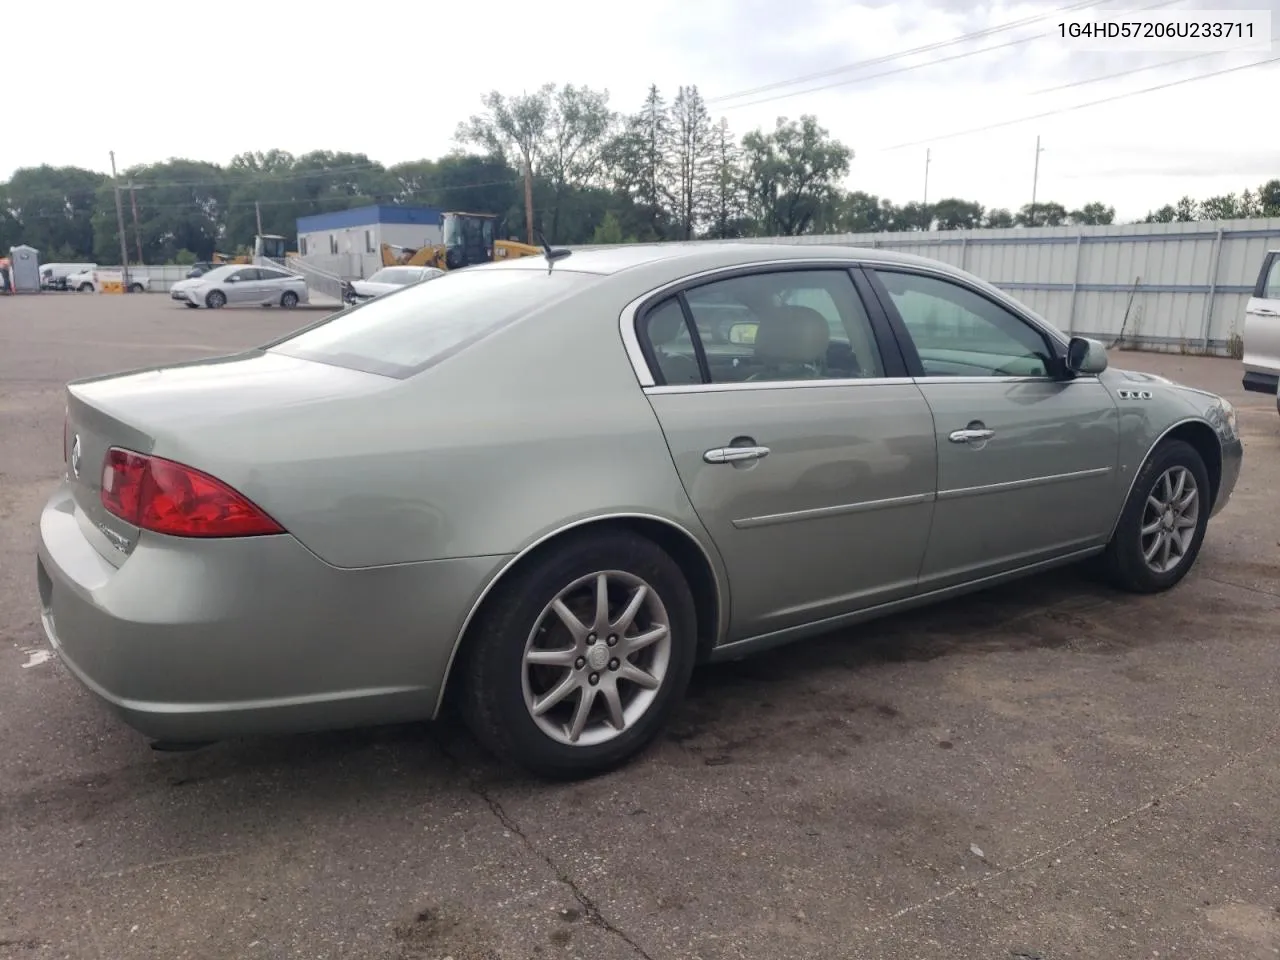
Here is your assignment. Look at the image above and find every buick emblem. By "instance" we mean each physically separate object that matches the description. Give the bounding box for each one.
[70,434,82,478]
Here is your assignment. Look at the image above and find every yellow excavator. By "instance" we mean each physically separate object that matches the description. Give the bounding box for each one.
[381,212,542,271]
[211,235,298,266]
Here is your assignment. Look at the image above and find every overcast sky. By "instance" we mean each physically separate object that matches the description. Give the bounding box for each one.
[7,0,1278,222]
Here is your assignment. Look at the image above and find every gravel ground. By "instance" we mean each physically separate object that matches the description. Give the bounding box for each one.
[1,294,1277,960]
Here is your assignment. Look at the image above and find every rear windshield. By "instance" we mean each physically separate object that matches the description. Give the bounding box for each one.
[269,266,593,378]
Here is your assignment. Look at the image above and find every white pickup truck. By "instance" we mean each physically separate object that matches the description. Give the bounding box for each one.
[66,269,151,294]
[1242,248,1280,416]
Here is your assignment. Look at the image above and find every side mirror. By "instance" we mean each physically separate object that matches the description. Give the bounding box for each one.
[1066,336,1108,376]
[226,276,238,283]
[728,321,758,345]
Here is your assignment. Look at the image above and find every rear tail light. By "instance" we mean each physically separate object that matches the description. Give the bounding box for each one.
[100,447,284,538]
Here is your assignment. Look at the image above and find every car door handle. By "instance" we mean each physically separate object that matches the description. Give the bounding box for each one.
[704,445,771,464]
[949,428,995,443]
[1254,306,1280,316]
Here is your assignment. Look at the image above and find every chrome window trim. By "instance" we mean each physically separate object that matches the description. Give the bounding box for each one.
[642,373,1100,396]
[618,255,1075,389]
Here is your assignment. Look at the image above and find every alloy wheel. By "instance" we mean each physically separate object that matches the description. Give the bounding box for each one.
[521,571,672,747]
[1140,465,1200,574]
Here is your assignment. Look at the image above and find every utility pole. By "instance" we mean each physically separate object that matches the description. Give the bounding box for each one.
[523,156,535,245]
[1030,135,1045,216]
[923,148,931,205]
[128,181,143,266]
[109,151,131,291]
[255,199,263,237]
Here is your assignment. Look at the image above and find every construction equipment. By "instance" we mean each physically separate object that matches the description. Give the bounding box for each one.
[380,212,542,271]
[210,235,297,267]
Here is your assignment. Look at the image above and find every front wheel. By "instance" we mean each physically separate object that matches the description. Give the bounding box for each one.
[460,530,698,779]
[280,291,299,308]
[205,290,226,309]
[1099,438,1211,593]
[128,283,143,293]
[78,283,93,293]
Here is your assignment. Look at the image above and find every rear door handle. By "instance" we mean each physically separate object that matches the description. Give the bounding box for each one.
[949,428,995,443]
[704,445,770,464]
[1253,307,1280,316]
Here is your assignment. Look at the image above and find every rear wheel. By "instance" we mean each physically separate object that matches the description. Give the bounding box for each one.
[459,530,697,779]
[128,283,143,293]
[280,291,299,308]
[205,290,226,309]
[1099,438,1210,593]
[78,283,93,293]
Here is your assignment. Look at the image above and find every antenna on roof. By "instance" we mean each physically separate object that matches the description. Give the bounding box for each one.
[534,229,572,270]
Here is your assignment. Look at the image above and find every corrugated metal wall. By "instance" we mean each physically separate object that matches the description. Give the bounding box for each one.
[726,219,1280,356]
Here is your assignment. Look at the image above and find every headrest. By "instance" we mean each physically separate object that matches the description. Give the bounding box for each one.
[648,307,686,346]
[754,305,830,365]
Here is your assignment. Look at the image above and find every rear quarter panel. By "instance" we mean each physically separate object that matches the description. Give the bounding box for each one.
[159,278,720,576]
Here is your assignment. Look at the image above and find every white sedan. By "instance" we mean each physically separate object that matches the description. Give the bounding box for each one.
[343,265,443,304]
[181,264,309,309]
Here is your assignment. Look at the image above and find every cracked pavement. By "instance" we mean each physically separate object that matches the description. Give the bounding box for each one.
[2,296,1278,959]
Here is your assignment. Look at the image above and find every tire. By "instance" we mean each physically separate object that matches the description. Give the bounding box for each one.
[459,529,698,779]
[128,283,143,293]
[280,291,298,308]
[205,290,226,309]
[78,283,93,293]
[1099,438,1211,593]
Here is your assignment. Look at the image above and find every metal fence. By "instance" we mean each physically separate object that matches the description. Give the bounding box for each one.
[719,218,1280,356]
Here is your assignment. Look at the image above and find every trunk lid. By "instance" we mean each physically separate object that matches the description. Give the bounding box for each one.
[64,349,396,564]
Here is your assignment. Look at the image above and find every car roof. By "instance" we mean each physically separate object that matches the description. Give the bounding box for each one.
[480,240,957,279]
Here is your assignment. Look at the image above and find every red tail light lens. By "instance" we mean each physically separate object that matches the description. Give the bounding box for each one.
[100,447,284,538]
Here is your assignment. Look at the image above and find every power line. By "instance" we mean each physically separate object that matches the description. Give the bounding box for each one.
[1029,47,1223,95]
[881,52,1280,151]
[717,0,1183,112]
[706,0,1110,105]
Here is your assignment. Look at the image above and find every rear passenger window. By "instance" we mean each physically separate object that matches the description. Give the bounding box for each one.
[680,270,885,384]
[642,298,702,385]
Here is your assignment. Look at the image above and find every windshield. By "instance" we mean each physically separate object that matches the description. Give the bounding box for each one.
[269,266,593,378]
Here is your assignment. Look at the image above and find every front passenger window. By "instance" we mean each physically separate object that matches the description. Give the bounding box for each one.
[876,270,1053,378]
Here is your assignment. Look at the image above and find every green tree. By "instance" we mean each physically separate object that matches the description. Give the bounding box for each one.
[931,198,984,230]
[609,84,675,239]
[1017,202,1069,227]
[668,85,715,240]
[741,115,852,235]
[3,165,105,259]
[985,208,1015,228]
[1069,202,1115,225]
[704,117,749,239]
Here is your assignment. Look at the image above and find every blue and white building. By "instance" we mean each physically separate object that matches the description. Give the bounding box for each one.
[295,205,446,279]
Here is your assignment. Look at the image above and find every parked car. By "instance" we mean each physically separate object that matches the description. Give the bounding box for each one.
[66,269,149,293]
[343,265,443,304]
[181,264,308,309]
[1242,247,1280,414]
[41,262,98,291]
[186,261,224,279]
[36,243,1242,778]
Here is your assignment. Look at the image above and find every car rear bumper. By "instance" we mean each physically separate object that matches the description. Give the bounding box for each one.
[35,480,508,742]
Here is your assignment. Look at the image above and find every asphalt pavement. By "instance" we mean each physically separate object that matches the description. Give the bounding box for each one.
[1,294,1277,960]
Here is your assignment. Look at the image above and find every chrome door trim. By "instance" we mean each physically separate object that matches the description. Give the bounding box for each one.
[949,428,995,443]
[937,465,1114,501]
[733,491,936,530]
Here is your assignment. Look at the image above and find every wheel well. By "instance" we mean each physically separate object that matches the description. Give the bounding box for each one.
[1164,420,1223,505]
[438,516,723,716]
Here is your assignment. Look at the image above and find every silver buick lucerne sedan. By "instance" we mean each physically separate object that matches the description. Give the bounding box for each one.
[37,242,1242,778]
